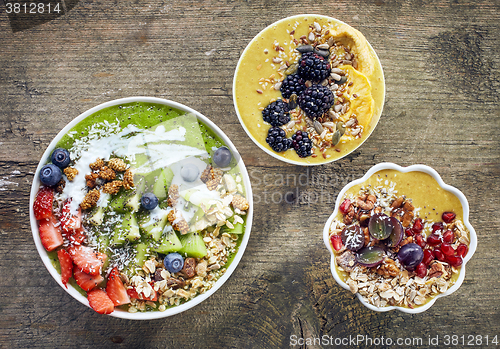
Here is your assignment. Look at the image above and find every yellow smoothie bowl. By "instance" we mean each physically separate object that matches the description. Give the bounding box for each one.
[323,163,477,313]
[233,14,385,165]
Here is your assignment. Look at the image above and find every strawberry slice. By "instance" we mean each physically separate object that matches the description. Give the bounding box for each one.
[330,234,343,251]
[68,245,107,276]
[127,288,158,302]
[74,266,104,291]
[33,187,54,220]
[57,249,73,288]
[106,267,131,306]
[60,200,82,233]
[38,217,64,252]
[68,228,86,245]
[87,289,114,314]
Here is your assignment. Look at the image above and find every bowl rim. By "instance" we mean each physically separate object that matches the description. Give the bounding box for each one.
[232,13,386,166]
[322,162,477,313]
[29,96,254,320]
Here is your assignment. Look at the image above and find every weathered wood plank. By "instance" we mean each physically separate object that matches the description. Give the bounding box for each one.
[0,0,499,348]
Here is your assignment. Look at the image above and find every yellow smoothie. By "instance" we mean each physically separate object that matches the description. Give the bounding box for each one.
[233,15,385,165]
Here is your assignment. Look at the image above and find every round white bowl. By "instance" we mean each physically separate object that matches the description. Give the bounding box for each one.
[322,163,477,313]
[29,97,253,320]
[233,14,385,166]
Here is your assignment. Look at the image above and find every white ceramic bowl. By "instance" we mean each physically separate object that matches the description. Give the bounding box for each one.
[322,163,477,313]
[29,97,253,319]
[233,14,385,166]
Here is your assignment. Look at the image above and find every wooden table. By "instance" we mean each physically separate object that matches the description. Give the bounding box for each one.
[1,1,499,348]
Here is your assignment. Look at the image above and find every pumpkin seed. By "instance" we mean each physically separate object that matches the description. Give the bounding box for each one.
[313,120,324,135]
[288,94,298,110]
[285,63,298,75]
[336,121,346,136]
[339,76,348,85]
[331,130,341,145]
[296,45,313,53]
[314,48,329,58]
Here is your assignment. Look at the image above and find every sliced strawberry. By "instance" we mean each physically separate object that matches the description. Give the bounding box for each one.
[68,228,86,245]
[87,289,114,314]
[127,288,158,302]
[60,199,82,233]
[33,187,54,220]
[38,217,64,252]
[106,267,130,306]
[74,266,104,291]
[57,249,73,288]
[68,245,107,276]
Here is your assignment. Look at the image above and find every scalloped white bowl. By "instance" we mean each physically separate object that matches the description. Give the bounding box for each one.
[322,163,477,313]
[29,97,253,320]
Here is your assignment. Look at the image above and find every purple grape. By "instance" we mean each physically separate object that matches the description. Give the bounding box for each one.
[355,246,385,267]
[340,225,364,251]
[397,243,424,269]
[213,146,232,167]
[368,213,393,240]
[387,217,404,247]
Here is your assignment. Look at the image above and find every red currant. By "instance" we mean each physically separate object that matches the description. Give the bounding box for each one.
[434,248,446,262]
[416,263,427,278]
[457,243,468,258]
[415,234,426,248]
[330,235,343,251]
[446,255,463,267]
[423,249,435,266]
[441,242,455,256]
[426,234,442,246]
[442,212,456,223]
[442,230,454,244]
[412,218,424,233]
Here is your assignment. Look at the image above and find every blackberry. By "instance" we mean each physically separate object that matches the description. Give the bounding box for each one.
[280,74,306,99]
[298,84,335,119]
[262,100,290,127]
[266,127,292,153]
[297,52,331,82]
[292,130,313,158]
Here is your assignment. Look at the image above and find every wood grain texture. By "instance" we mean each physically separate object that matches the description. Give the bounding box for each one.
[1,0,499,348]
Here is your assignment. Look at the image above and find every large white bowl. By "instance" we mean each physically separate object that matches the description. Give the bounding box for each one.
[322,163,477,313]
[29,97,253,320]
[233,14,385,166]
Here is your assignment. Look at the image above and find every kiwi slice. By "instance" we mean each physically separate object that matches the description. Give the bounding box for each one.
[151,226,182,254]
[139,211,168,241]
[112,212,140,245]
[178,232,207,258]
[222,222,244,235]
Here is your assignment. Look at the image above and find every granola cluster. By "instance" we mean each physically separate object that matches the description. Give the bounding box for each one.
[80,157,132,210]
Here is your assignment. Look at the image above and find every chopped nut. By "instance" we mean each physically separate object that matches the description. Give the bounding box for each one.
[89,158,105,171]
[391,196,404,209]
[336,250,358,273]
[63,167,78,181]
[80,188,100,210]
[108,158,127,172]
[195,260,208,277]
[102,180,123,194]
[181,258,197,279]
[55,179,66,194]
[166,278,186,290]
[123,168,134,190]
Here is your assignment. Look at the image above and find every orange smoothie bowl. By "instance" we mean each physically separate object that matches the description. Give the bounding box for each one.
[233,14,385,165]
[323,163,477,313]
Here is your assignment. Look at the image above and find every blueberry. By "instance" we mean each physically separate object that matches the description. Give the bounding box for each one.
[213,146,232,167]
[140,192,158,210]
[39,164,62,186]
[51,148,71,168]
[180,163,199,182]
[163,253,184,273]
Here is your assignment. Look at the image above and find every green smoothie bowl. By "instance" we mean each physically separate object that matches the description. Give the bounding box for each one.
[29,97,253,319]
